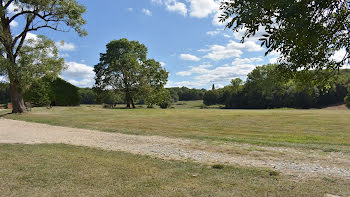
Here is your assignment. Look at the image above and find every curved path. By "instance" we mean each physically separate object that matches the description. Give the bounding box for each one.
[0,118,349,179]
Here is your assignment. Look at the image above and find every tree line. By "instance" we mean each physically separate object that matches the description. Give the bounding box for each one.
[203,65,350,109]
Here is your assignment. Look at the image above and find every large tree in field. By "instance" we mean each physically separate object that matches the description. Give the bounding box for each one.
[0,0,86,113]
[94,38,168,109]
[219,0,350,82]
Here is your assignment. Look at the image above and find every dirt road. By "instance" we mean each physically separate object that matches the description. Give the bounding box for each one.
[0,118,349,179]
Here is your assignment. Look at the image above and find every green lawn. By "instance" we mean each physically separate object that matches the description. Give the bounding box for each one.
[5,105,350,152]
[0,144,348,196]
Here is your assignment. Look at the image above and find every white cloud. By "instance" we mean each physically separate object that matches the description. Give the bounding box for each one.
[331,49,350,69]
[176,64,212,76]
[267,50,281,64]
[232,57,263,65]
[165,0,187,16]
[56,41,76,51]
[68,79,95,87]
[176,71,192,76]
[59,53,70,58]
[332,49,346,62]
[212,9,227,26]
[10,20,18,28]
[206,29,221,36]
[233,27,267,43]
[202,40,263,61]
[6,3,19,13]
[160,61,166,67]
[188,0,219,18]
[128,8,133,12]
[151,0,163,5]
[180,53,201,61]
[62,62,95,87]
[142,8,152,16]
[25,32,39,41]
[0,76,8,82]
[171,63,258,88]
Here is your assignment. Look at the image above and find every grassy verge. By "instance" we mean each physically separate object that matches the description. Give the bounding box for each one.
[0,109,10,115]
[5,105,350,152]
[0,144,348,196]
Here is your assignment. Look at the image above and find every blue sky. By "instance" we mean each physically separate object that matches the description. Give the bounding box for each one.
[6,0,284,89]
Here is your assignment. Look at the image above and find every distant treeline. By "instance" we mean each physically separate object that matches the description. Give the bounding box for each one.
[1,65,349,109]
[78,87,207,105]
[203,65,350,109]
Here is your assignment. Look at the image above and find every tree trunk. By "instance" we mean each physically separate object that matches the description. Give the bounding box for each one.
[131,98,135,109]
[9,82,26,113]
[126,91,131,108]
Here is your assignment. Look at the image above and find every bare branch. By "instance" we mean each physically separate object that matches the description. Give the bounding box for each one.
[13,15,35,58]
[4,0,14,9]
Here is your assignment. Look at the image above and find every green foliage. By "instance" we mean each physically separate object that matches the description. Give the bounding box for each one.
[219,0,350,83]
[24,78,80,106]
[0,35,64,92]
[103,91,123,106]
[145,88,171,109]
[345,87,350,109]
[0,0,87,112]
[204,65,350,109]
[167,87,206,101]
[23,79,52,106]
[0,82,10,104]
[51,78,80,106]
[167,88,179,102]
[79,88,96,104]
[94,38,168,108]
[203,91,218,106]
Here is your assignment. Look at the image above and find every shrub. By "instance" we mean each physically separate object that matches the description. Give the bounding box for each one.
[24,77,80,106]
[159,101,170,109]
[24,80,51,106]
[50,78,81,106]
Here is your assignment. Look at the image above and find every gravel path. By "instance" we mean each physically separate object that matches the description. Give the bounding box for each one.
[0,118,349,179]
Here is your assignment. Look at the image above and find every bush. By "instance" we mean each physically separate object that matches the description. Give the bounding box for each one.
[24,77,80,106]
[24,80,51,106]
[159,101,170,109]
[50,78,81,106]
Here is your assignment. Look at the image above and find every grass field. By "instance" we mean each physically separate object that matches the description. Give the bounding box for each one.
[0,144,349,196]
[5,104,350,152]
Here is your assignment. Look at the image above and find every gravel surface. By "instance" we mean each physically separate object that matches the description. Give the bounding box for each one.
[0,118,349,179]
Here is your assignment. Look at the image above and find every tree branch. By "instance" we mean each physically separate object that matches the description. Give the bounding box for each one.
[13,15,34,59]
[4,0,14,9]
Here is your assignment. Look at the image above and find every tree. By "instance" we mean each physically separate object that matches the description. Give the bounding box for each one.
[94,38,168,108]
[0,0,87,113]
[203,90,218,106]
[145,88,171,108]
[219,0,350,81]
[345,86,350,109]
[79,88,96,104]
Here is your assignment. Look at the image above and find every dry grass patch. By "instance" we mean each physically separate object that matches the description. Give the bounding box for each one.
[0,144,349,197]
[6,105,350,152]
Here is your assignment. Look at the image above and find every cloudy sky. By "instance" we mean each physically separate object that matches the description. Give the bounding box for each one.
[6,0,344,89]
